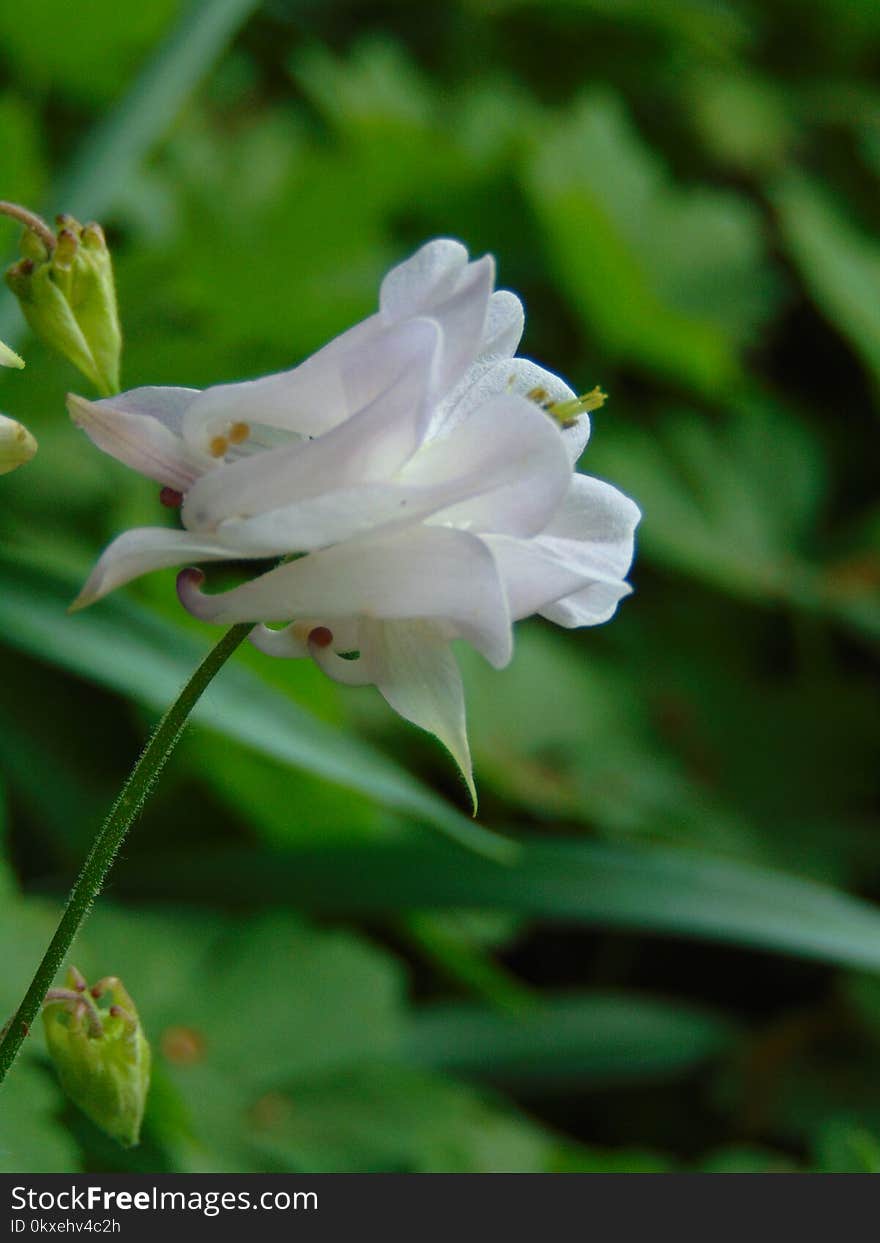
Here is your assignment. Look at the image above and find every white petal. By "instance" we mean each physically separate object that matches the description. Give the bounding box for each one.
[380,239,470,321]
[181,312,437,444]
[485,532,633,621]
[402,393,571,537]
[426,255,495,397]
[543,473,641,566]
[68,393,205,491]
[72,527,237,609]
[181,318,439,533]
[88,385,201,434]
[178,526,512,668]
[480,289,524,358]
[366,618,476,810]
[430,356,589,463]
[541,580,633,627]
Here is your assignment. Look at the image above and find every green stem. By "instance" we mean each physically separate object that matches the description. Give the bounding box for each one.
[0,621,253,1084]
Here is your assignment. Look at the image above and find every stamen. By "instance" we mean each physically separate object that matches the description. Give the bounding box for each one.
[308,626,334,649]
[209,434,229,458]
[228,421,250,445]
[547,386,607,428]
[159,486,183,508]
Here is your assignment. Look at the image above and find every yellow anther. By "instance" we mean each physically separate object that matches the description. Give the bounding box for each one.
[229,421,250,445]
[526,386,550,404]
[547,386,607,428]
[209,434,229,458]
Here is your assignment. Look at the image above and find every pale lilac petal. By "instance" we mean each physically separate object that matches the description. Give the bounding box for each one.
[177,526,512,668]
[541,580,633,627]
[480,290,524,358]
[72,527,236,610]
[430,356,589,463]
[86,385,200,434]
[181,319,439,533]
[402,394,571,538]
[365,618,476,809]
[484,532,633,621]
[543,473,641,566]
[180,312,437,444]
[380,239,470,321]
[426,255,495,397]
[68,393,205,491]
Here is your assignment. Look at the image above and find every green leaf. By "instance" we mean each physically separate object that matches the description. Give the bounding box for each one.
[406,993,737,1088]
[773,173,880,390]
[0,546,510,858]
[0,1060,80,1173]
[125,836,880,975]
[526,92,778,393]
[243,1065,553,1173]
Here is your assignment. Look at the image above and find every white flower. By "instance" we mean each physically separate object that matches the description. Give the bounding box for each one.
[70,239,639,804]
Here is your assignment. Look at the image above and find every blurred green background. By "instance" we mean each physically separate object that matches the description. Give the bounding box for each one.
[1,0,880,1174]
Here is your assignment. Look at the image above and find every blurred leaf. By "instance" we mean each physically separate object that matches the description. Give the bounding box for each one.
[406,993,737,1089]
[0,1060,79,1173]
[244,1065,552,1173]
[590,401,826,604]
[813,1117,880,1173]
[773,173,880,390]
[526,92,778,393]
[0,546,509,858]
[126,836,880,975]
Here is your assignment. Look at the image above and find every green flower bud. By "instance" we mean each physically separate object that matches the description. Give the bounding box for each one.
[5,215,121,397]
[0,339,24,369]
[42,967,151,1148]
[0,412,37,474]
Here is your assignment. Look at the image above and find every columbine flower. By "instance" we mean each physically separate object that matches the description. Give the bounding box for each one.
[69,239,639,803]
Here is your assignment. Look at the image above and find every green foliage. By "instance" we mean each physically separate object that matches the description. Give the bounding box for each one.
[0,0,879,1175]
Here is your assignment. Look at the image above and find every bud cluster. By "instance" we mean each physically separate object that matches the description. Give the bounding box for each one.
[42,966,151,1148]
[6,215,121,396]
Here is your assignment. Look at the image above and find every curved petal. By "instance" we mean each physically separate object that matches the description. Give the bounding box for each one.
[543,473,641,567]
[402,393,571,538]
[483,529,635,622]
[178,526,512,668]
[68,393,205,491]
[83,385,201,434]
[365,618,476,810]
[380,239,470,321]
[425,255,495,397]
[181,310,438,445]
[540,580,633,627]
[430,356,589,463]
[480,289,524,359]
[181,318,440,533]
[72,527,237,610]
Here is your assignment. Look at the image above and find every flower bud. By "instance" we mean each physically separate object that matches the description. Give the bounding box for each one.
[5,215,121,397]
[0,412,37,474]
[0,339,24,369]
[42,967,151,1148]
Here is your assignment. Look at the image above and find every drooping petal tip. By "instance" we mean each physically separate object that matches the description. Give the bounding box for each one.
[176,566,207,616]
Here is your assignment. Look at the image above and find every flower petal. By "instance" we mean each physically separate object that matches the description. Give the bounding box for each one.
[181,318,440,533]
[367,618,476,810]
[380,239,470,321]
[540,580,633,627]
[180,310,438,445]
[480,289,524,358]
[68,392,204,491]
[402,393,571,538]
[430,356,589,463]
[178,526,512,668]
[481,477,638,621]
[72,527,237,610]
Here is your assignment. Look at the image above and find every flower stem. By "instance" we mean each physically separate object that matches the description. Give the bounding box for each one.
[0,201,56,251]
[0,621,253,1085]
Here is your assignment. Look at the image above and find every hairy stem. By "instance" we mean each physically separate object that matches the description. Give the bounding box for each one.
[0,621,253,1083]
